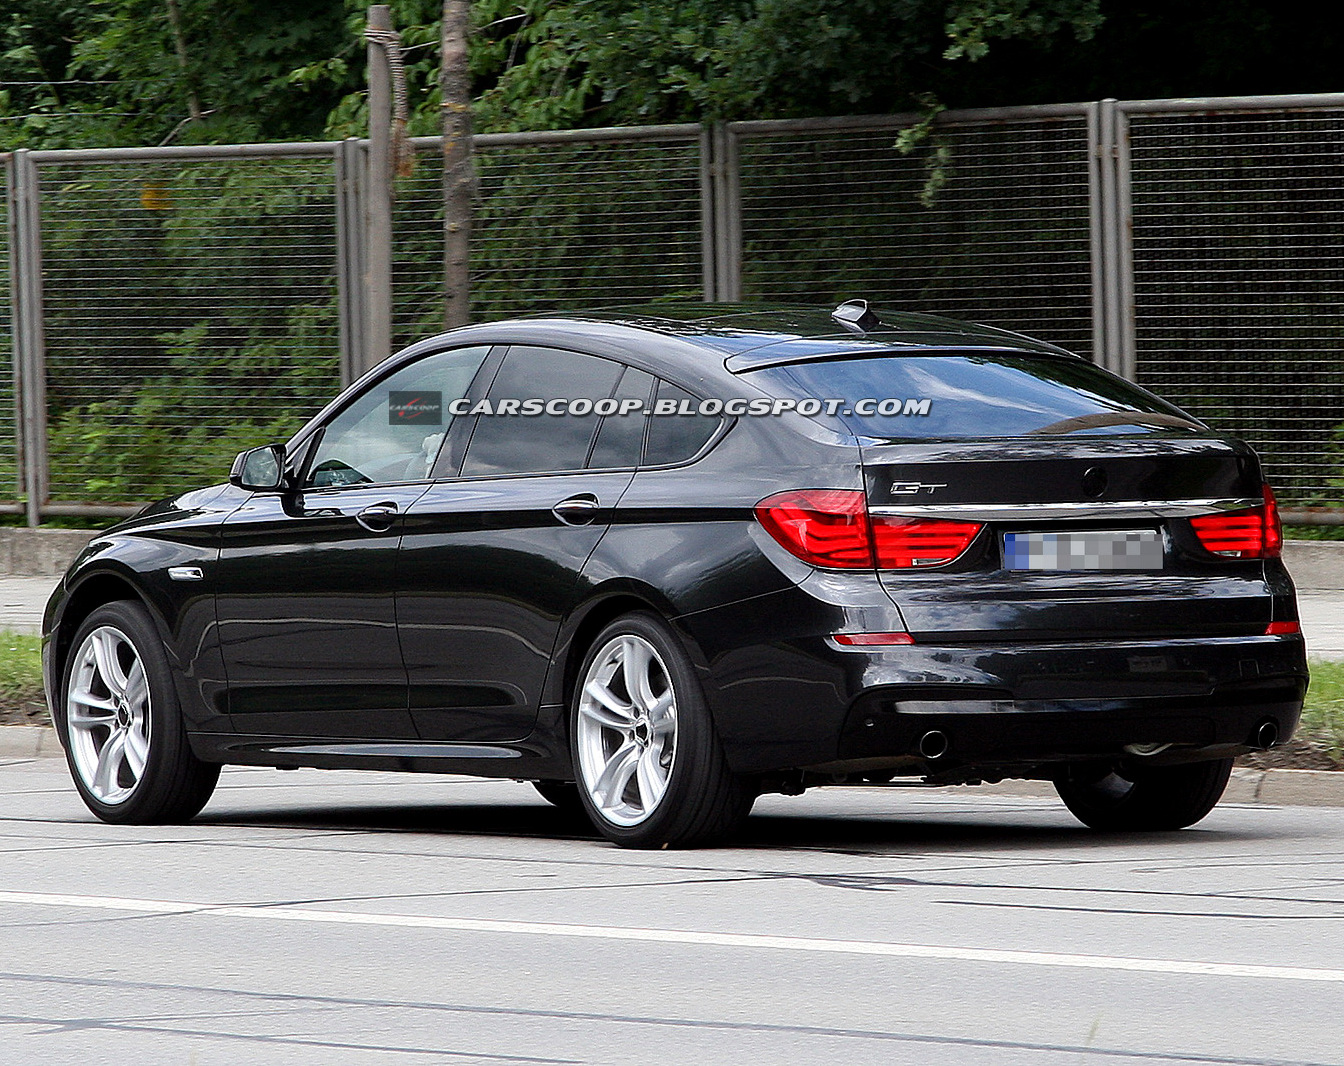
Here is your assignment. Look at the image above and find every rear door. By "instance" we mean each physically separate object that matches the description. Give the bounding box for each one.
[396,346,647,742]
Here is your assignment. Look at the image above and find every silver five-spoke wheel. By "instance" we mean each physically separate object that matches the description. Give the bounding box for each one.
[67,625,152,805]
[576,634,678,827]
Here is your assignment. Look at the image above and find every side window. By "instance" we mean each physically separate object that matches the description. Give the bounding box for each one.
[306,346,490,488]
[588,366,654,470]
[644,379,721,466]
[461,346,623,477]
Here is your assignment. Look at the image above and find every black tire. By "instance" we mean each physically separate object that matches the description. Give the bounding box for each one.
[569,612,754,848]
[532,779,585,815]
[1054,757,1234,831]
[59,601,220,824]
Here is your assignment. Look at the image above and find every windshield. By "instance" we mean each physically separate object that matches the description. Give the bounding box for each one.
[747,351,1201,440]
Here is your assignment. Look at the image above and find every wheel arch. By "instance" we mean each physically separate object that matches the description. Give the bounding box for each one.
[541,582,716,747]
[52,571,163,718]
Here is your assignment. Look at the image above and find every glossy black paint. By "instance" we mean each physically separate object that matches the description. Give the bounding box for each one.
[43,307,1309,790]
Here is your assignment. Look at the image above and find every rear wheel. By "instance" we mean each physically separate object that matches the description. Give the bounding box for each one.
[1054,757,1233,831]
[571,613,753,848]
[61,601,220,824]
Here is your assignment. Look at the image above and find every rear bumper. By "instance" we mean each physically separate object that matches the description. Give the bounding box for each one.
[836,672,1304,779]
[699,621,1308,775]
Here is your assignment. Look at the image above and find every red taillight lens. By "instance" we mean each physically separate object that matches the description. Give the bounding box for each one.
[1265,621,1300,635]
[753,489,873,568]
[1189,483,1282,560]
[871,515,983,569]
[1262,483,1283,557]
[754,490,982,570]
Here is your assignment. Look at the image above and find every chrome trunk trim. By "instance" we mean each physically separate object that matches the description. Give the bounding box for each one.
[867,498,1261,521]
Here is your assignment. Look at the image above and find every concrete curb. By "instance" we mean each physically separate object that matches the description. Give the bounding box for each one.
[4,724,1344,809]
[0,726,62,760]
[1284,540,1344,591]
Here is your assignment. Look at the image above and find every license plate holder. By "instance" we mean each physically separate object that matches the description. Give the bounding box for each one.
[1003,529,1163,571]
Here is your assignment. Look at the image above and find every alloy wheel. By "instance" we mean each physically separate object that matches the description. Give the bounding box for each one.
[66,625,152,805]
[575,634,678,827]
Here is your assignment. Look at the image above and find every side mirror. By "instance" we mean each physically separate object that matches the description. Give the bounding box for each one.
[230,444,289,492]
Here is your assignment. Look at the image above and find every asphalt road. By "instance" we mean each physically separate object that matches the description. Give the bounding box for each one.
[1,759,1343,1065]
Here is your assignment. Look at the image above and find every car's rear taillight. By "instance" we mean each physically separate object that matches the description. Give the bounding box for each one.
[754,489,982,570]
[871,516,983,569]
[1189,484,1282,559]
[753,489,873,568]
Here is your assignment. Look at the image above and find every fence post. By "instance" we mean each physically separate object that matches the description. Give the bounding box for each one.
[335,138,367,387]
[711,124,742,302]
[1086,101,1106,367]
[1096,98,1122,378]
[697,126,717,302]
[1114,106,1137,382]
[7,150,47,527]
[362,4,394,374]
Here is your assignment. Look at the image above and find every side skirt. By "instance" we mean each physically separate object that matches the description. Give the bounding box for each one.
[187,732,570,778]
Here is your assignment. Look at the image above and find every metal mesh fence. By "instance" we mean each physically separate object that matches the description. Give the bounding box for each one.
[36,155,342,504]
[1127,108,1344,509]
[5,103,1344,518]
[392,135,706,350]
[734,115,1095,359]
[0,163,17,505]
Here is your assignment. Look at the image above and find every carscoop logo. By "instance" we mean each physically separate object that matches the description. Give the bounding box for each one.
[389,391,443,425]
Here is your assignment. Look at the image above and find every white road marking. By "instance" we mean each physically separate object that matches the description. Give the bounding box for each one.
[1,888,1341,984]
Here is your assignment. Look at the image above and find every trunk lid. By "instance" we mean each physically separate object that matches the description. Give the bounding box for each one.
[862,436,1272,641]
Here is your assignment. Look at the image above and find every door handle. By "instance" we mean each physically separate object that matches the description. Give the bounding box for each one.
[552,493,600,526]
[355,501,400,533]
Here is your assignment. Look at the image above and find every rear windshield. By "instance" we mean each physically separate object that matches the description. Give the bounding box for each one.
[748,352,1199,440]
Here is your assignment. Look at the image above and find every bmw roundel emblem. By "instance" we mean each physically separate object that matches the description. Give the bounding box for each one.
[1081,466,1108,498]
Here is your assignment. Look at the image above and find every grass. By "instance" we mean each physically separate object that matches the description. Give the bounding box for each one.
[1302,660,1344,760]
[0,631,45,722]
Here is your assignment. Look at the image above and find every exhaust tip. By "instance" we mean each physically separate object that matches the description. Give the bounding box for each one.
[1254,720,1279,750]
[918,730,949,760]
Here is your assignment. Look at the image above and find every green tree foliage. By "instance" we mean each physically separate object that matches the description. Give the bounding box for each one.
[0,0,349,147]
[467,0,1101,130]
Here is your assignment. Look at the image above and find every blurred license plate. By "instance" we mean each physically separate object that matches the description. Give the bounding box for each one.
[1003,530,1163,571]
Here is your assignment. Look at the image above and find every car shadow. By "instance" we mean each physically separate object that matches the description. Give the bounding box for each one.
[193,798,1276,854]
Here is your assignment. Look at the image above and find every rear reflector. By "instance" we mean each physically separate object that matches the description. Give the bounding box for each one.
[755,489,982,570]
[1265,621,1301,635]
[1189,484,1283,559]
[832,632,916,646]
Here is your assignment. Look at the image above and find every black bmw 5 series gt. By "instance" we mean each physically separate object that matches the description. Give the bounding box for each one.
[42,304,1308,848]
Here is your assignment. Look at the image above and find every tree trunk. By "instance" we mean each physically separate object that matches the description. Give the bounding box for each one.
[441,0,473,328]
[164,0,203,122]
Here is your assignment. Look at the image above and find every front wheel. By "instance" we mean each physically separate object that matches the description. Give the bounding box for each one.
[1054,757,1233,831]
[570,613,753,848]
[60,601,220,824]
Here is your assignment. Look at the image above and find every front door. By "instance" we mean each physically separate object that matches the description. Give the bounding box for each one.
[214,344,493,740]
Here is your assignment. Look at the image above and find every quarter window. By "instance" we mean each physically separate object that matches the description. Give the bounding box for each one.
[644,380,721,466]
[306,346,490,488]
